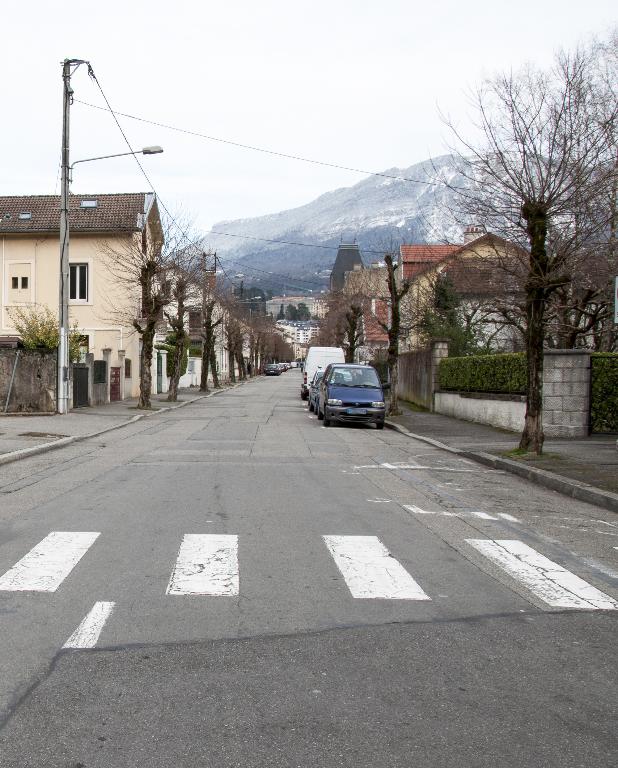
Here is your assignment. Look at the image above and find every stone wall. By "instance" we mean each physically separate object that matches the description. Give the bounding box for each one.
[0,349,57,413]
[542,350,591,438]
[397,340,449,410]
[434,392,526,432]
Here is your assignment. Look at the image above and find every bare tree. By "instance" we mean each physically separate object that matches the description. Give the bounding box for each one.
[100,214,179,409]
[199,252,223,392]
[165,248,201,402]
[375,252,411,415]
[343,302,363,363]
[443,38,618,452]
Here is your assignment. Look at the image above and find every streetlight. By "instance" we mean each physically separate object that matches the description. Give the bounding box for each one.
[57,67,163,416]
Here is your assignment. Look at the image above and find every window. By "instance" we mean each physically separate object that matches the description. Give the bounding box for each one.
[18,212,32,220]
[21,277,28,289]
[69,263,88,301]
[93,360,107,384]
[80,199,98,208]
[11,277,18,289]
[124,359,132,378]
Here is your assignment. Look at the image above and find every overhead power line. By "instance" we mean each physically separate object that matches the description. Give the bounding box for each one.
[74,98,437,186]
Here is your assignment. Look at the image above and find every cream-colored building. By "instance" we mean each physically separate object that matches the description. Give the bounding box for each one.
[0,192,161,401]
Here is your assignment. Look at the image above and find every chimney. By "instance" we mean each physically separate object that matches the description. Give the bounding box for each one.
[463,225,485,244]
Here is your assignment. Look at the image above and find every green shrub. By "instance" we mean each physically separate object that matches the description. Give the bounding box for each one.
[591,354,618,433]
[155,343,188,378]
[438,352,527,394]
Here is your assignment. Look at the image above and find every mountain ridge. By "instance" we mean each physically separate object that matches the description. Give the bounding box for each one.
[204,154,464,293]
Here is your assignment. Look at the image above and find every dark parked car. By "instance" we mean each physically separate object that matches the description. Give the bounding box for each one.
[317,364,387,428]
[264,364,281,376]
[308,370,324,413]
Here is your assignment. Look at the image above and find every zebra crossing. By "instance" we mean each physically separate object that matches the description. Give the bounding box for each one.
[0,530,616,612]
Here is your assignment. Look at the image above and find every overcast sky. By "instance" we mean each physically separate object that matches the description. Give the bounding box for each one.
[1,1,615,233]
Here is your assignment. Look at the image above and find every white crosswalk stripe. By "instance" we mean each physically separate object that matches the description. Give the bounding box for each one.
[63,601,116,649]
[466,539,618,610]
[323,535,430,600]
[0,532,100,592]
[166,534,239,595]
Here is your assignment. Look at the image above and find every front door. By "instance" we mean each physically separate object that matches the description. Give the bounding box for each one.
[73,366,89,408]
[110,366,121,401]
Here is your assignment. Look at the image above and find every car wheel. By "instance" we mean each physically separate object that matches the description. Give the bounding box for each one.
[309,401,314,412]
[376,421,384,430]
[317,408,324,420]
[323,415,331,426]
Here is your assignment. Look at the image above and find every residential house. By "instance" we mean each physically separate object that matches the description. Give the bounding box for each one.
[0,192,161,402]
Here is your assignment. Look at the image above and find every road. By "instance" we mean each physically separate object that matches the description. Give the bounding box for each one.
[0,372,616,767]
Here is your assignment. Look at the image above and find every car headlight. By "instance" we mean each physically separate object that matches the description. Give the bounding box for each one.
[327,398,342,406]
[371,401,385,408]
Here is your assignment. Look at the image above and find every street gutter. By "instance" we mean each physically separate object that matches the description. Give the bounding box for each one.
[0,383,244,468]
[385,419,618,515]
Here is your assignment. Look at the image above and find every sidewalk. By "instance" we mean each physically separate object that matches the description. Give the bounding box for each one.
[0,386,235,466]
[387,402,618,513]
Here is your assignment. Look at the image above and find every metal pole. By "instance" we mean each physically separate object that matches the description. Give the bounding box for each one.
[4,350,20,413]
[58,59,72,414]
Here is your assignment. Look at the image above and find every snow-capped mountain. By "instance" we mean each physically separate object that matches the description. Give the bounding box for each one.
[204,154,464,293]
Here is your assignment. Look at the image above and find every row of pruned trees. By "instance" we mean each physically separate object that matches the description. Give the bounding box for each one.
[102,219,293,410]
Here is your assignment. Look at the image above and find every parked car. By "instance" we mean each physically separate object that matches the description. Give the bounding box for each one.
[264,363,281,376]
[301,346,345,400]
[308,370,324,413]
[317,364,388,429]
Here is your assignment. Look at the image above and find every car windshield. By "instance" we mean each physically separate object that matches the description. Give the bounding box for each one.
[329,368,381,388]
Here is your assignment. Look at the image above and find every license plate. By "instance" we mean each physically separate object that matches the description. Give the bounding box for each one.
[346,408,367,415]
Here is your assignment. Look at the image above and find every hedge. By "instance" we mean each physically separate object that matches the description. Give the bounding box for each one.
[591,353,618,433]
[155,343,188,378]
[438,352,527,394]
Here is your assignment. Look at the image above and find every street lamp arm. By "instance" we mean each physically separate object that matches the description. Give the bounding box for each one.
[71,146,163,169]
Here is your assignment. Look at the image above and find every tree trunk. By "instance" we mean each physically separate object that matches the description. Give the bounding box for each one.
[139,326,155,409]
[199,338,210,393]
[167,334,187,402]
[209,345,220,388]
[387,342,399,416]
[228,345,236,382]
[519,202,548,454]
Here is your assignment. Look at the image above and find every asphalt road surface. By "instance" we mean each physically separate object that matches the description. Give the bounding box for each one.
[0,372,616,767]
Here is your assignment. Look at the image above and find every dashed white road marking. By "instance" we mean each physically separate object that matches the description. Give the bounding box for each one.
[351,462,488,473]
[323,535,430,600]
[466,539,618,610]
[367,498,392,503]
[167,534,239,595]
[0,532,100,592]
[404,506,520,523]
[63,601,115,649]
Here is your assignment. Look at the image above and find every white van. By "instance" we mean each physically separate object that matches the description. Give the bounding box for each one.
[301,346,345,400]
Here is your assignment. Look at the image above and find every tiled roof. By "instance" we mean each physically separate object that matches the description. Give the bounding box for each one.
[0,193,153,234]
[363,299,389,344]
[400,244,460,280]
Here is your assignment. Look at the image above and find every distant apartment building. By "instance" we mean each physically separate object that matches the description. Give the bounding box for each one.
[275,319,320,346]
[266,295,322,318]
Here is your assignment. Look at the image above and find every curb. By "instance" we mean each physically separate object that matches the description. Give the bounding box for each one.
[385,419,618,514]
[0,383,242,468]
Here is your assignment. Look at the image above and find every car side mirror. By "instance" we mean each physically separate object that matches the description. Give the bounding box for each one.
[381,382,391,391]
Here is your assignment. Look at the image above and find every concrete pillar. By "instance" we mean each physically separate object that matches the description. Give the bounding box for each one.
[159,350,168,393]
[101,348,112,404]
[86,352,94,405]
[430,339,449,412]
[117,349,126,400]
[542,350,591,438]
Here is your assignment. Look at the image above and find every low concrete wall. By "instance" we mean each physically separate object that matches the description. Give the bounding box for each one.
[398,340,449,410]
[0,349,57,413]
[434,391,526,432]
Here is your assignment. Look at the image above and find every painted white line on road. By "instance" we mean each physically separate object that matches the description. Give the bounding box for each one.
[403,504,434,514]
[497,513,521,523]
[63,601,115,649]
[466,539,618,610]
[469,511,497,520]
[167,534,239,595]
[0,532,100,592]
[367,498,392,503]
[323,535,430,600]
[352,463,479,473]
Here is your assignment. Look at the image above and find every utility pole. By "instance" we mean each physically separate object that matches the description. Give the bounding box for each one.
[58,58,86,414]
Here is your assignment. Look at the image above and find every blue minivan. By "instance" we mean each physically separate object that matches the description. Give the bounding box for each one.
[317,364,388,429]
